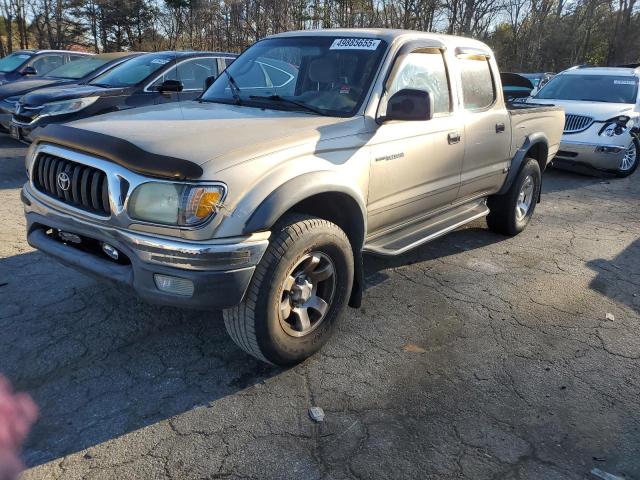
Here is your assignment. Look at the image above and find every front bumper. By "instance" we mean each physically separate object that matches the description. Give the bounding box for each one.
[553,131,632,172]
[23,186,269,310]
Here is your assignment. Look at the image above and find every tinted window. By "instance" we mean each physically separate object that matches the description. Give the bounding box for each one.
[203,36,386,117]
[31,54,65,75]
[91,53,174,87]
[149,57,218,91]
[0,52,32,72]
[459,55,495,110]
[46,56,110,79]
[535,74,638,104]
[388,49,451,114]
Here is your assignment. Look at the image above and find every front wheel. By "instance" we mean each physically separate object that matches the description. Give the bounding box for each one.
[223,214,353,365]
[487,157,542,236]
[615,137,639,177]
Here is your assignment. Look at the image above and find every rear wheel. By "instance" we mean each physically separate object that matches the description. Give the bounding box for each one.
[615,137,639,177]
[223,214,353,365]
[487,157,541,236]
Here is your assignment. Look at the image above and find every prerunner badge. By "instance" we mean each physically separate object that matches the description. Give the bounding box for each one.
[330,38,381,50]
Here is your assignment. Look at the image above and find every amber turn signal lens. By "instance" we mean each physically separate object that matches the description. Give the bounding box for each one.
[195,191,222,218]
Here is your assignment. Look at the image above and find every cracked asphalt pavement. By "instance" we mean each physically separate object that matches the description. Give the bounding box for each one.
[1,135,639,479]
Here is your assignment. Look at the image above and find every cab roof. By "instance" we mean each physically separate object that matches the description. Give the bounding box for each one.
[267,28,492,54]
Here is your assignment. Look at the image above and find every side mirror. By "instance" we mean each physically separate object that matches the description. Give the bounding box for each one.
[22,66,37,76]
[384,89,433,122]
[204,75,216,90]
[158,79,183,93]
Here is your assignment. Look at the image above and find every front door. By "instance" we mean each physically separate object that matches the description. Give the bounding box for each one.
[367,47,464,235]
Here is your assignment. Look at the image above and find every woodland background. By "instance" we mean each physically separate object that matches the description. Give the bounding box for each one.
[3,0,639,73]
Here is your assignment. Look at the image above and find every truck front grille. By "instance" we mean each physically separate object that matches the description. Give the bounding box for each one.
[564,114,593,133]
[32,153,111,216]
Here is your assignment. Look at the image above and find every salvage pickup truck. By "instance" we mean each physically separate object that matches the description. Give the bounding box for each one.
[22,29,564,365]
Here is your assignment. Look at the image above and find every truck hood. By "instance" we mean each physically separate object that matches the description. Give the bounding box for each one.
[529,98,636,121]
[21,83,128,106]
[67,101,367,171]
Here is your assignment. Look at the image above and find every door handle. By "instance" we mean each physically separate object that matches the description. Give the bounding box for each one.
[495,123,506,133]
[448,131,461,144]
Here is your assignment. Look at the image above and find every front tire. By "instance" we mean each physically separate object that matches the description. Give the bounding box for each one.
[487,157,542,236]
[223,214,353,365]
[615,137,639,177]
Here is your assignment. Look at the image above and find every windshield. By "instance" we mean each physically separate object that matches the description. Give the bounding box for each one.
[46,57,112,80]
[90,53,174,87]
[0,52,32,73]
[202,36,387,117]
[535,74,638,103]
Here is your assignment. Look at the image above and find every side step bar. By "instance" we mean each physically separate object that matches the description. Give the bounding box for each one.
[363,199,489,256]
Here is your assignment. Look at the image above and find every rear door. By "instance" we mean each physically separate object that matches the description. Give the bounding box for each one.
[456,50,511,199]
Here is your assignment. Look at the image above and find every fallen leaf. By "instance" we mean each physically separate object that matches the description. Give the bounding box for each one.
[402,343,426,353]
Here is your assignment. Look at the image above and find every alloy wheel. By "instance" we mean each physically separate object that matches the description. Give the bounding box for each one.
[278,252,336,338]
[515,175,535,221]
[619,140,637,172]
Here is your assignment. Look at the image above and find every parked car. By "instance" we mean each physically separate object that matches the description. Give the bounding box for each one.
[0,50,92,85]
[0,52,142,132]
[22,29,564,365]
[501,72,535,102]
[10,51,236,142]
[528,65,640,176]
[518,72,555,92]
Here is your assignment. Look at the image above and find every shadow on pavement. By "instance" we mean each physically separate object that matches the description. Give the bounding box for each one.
[0,250,280,467]
[587,237,640,314]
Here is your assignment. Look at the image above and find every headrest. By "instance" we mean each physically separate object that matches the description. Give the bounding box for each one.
[308,58,337,83]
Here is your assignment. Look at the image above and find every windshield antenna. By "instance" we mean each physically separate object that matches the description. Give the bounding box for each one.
[224,69,242,105]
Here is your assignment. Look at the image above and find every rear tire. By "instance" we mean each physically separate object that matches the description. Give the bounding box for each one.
[487,157,541,236]
[223,214,353,365]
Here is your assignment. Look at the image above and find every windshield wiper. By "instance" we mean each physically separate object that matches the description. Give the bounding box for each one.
[224,70,242,105]
[248,95,324,115]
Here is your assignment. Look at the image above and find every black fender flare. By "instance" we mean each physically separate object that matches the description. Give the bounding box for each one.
[243,171,367,308]
[498,133,549,196]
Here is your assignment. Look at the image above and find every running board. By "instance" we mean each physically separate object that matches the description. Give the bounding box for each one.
[363,200,489,256]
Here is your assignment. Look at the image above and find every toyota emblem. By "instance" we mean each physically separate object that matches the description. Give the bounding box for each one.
[57,172,71,191]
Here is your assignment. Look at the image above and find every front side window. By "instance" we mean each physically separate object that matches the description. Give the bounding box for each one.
[150,57,219,91]
[0,52,32,72]
[458,55,496,110]
[387,49,451,115]
[202,36,387,117]
[535,74,639,104]
[90,53,175,88]
[46,56,111,80]
[31,54,65,75]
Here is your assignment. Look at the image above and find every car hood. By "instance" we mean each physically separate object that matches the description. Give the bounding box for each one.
[528,98,636,120]
[67,101,367,171]
[0,77,72,100]
[21,84,127,105]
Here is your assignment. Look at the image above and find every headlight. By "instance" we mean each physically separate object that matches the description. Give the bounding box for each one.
[599,115,631,137]
[39,96,100,118]
[128,183,226,226]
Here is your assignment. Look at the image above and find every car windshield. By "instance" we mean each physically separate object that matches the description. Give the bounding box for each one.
[535,74,638,103]
[0,52,32,73]
[89,53,174,87]
[46,57,111,80]
[202,36,387,117]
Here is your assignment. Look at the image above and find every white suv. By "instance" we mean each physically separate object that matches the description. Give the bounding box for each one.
[528,66,639,177]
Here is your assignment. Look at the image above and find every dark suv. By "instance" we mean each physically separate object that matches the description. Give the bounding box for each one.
[11,51,236,142]
[0,50,92,85]
[0,52,141,131]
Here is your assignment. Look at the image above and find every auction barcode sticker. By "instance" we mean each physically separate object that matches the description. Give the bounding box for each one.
[330,38,381,50]
[614,80,636,85]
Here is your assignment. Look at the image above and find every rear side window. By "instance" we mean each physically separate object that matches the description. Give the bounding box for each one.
[388,49,451,114]
[458,55,495,110]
